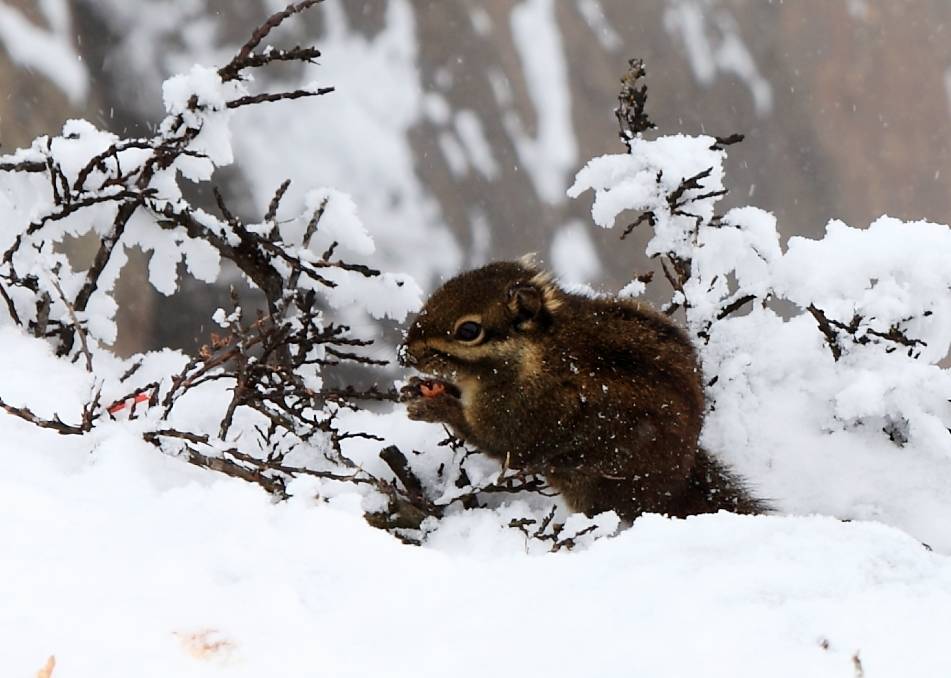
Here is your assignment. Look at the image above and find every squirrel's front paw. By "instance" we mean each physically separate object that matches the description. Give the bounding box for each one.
[399,376,427,402]
[405,397,450,422]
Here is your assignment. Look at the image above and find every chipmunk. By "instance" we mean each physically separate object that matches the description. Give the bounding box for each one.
[399,258,766,521]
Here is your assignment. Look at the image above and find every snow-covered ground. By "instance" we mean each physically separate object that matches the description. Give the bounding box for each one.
[0,312,950,677]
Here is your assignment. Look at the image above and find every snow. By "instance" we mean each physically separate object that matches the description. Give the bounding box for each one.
[575,0,622,52]
[773,216,951,363]
[438,130,469,177]
[508,0,578,203]
[229,0,461,292]
[319,267,421,321]
[4,299,951,674]
[663,0,773,116]
[162,65,228,116]
[468,6,493,37]
[619,279,647,299]
[550,220,601,285]
[568,134,725,258]
[91,0,462,295]
[454,109,500,180]
[689,205,782,320]
[127,209,222,297]
[2,403,950,678]
[0,0,88,102]
[161,65,237,167]
[300,188,375,257]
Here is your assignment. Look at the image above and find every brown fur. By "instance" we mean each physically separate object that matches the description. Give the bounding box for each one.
[399,260,767,521]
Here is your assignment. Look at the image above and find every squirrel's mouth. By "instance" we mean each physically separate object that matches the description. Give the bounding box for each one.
[400,374,462,402]
[402,351,463,399]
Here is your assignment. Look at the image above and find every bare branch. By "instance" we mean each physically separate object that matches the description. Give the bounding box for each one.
[234,45,322,71]
[716,294,756,321]
[0,397,91,435]
[710,133,745,151]
[226,86,335,109]
[47,270,93,370]
[380,445,425,500]
[265,179,292,225]
[0,159,47,173]
[218,0,326,82]
[615,58,655,146]
[807,304,843,361]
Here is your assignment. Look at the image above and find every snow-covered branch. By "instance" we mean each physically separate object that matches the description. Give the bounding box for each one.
[0,1,591,549]
[570,59,951,541]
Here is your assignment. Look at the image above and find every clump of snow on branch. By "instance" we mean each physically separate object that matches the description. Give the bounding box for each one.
[568,133,724,258]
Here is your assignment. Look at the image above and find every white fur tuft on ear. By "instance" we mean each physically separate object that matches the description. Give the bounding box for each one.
[528,269,564,313]
[518,252,541,270]
[512,255,563,314]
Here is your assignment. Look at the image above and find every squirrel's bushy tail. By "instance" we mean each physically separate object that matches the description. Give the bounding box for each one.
[684,448,770,515]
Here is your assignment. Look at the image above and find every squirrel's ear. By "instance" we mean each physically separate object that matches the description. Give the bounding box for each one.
[508,284,543,325]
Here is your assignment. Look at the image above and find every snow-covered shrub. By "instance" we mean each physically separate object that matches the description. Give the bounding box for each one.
[0,0,611,550]
[570,60,951,550]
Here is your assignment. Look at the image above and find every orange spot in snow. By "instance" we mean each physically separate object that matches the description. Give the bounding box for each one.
[36,655,55,678]
[174,629,236,661]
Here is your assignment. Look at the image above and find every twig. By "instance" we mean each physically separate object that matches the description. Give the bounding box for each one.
[380,446,425,499]
[615,58,655,147]
[227,87,335,109]
[710,133,745,150]
[0,159,47,173]
[265,179,292,225]
[716,294,756,321]
[218,0,326,82]
[46,271,93,370]
[0,279,21,325]
[0,397,91,435]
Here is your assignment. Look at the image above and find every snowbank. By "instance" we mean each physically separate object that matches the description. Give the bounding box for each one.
[2,437,948,676]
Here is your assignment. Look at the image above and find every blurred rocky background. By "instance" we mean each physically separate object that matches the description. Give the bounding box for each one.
[2,0,950,354]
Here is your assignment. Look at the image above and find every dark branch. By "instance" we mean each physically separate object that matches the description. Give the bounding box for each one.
[0,397,91,435]
[716,294,756,321]
[227,87,335,109]
[615,58,655,147]
[218,0,326,82]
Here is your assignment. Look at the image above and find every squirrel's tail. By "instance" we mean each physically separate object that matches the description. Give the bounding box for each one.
[686,448,771,515]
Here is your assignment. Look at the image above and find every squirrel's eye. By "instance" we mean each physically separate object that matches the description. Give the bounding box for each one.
[454,321,483,343]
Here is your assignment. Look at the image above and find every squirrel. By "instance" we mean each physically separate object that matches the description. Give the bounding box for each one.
[399,258,767,522]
